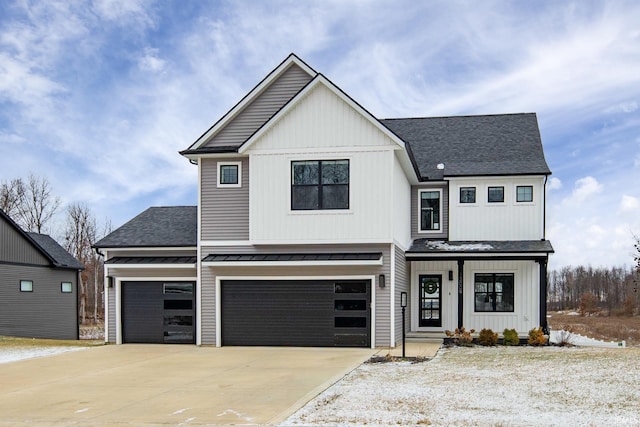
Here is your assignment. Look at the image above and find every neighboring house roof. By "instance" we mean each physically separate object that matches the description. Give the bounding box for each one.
[105,256,197,264]
[381,113,551,180]
[93,206,197,248]
[27,232,85,270]
[406,239,554,255]
[0,208,83,270]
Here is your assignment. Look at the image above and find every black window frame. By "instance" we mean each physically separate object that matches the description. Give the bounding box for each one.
[20,280,33,292]
[487,186,505,203]
[219,164,239,185]
[419,189,441,232]
[61,282,73,293]
[291,159,349,210]
[474,273,514,312]
[516,185,533,202]
[460,187,476,204]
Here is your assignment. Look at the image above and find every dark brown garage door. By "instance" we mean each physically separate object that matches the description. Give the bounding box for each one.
[221,279,371,347]
[122,281,195,344]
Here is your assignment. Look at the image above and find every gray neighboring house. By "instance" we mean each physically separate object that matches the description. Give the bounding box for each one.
[0,209,84,340]
[96,54,553,347]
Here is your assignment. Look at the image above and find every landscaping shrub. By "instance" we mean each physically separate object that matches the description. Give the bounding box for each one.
[502,328,519,346]
[578,292,599,316]
[528,327,547,346]
[445,327,475,346]
[478,328,498,346]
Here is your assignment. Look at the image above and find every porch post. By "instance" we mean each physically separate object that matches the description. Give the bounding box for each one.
[457,259,464,329]
[538,257,549,334]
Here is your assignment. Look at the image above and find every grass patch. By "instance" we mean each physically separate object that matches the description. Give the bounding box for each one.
[548,312,640,346]
[0,335,104,348]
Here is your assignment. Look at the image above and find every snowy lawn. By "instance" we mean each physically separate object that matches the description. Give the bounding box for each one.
[0,336,101,364]
[281,346,640,427]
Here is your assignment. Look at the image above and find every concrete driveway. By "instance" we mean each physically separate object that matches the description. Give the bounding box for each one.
[0,345,375,426]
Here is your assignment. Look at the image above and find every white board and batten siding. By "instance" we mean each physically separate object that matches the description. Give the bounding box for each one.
[411,260,459,332]
[448,176,545,241]
[464,260,539,334]
[245,83,400,243]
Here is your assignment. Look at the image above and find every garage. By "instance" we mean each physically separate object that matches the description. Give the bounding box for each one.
[221,279,371,347]
[122,281,196,344]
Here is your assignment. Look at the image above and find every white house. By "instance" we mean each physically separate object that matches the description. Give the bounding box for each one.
[94,54,553,347]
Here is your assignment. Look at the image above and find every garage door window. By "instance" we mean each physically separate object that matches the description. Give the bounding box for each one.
[164,283,193,294]
[335,282,366,293]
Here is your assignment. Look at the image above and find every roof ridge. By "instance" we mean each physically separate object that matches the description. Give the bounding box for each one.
[382,112,536,121]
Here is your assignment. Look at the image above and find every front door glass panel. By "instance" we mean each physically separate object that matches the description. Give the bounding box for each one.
[419,275,442,327]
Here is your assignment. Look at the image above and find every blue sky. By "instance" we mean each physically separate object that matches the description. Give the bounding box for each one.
[1,0,639,270]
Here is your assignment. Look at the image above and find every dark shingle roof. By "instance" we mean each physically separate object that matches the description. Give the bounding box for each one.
[26,232,84,270]
[407,239,554,254]
[93,206,197,248]
[381,113,551,180]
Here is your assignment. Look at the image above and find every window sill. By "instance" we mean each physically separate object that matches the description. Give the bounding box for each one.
[288,209,354,216]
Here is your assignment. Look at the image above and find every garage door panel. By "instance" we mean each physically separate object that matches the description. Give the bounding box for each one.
[221,279,370,347]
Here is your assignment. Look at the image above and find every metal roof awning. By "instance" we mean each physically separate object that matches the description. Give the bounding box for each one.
[105,256,197,269]
[406,240,554,261]
[202,252,384,267]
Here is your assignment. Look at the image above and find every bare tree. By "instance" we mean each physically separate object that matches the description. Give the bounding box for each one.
[64,203,97,324]
[0,178,26,218]
[16,174,61,233]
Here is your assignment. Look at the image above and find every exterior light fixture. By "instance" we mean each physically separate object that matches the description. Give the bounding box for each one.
[379,274,385,288]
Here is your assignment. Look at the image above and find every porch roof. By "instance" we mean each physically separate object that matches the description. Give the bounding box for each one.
[202,252,383,266]
[106,256,197,265]
[406,240,553,259]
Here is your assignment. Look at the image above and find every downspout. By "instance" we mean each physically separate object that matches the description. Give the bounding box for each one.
[543,175,548,240]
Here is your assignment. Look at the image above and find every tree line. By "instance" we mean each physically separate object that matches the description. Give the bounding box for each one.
[548,263,639,316]
[1,174,110,325]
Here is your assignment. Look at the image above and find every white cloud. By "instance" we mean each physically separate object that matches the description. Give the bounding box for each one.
[563,176,602,205]
[605,101,638,114]
[547,177,562,191]
[619,195,640,212]
[138,47,166,73]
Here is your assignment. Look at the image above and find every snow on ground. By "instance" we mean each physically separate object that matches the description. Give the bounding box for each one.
[0,346,85,364]
[281,346,640,427]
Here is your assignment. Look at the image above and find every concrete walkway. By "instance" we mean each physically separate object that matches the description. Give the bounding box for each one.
[377,342,442,359]
[0,345,375,426]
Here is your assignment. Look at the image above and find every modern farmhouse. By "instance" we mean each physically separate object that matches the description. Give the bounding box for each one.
[94,54,553,347]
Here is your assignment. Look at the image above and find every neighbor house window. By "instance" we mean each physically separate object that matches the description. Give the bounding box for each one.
[516,185,533,202]
[460,187,476,204]
[291,160,349,210]
[217,161,241,187]
[20,280,33,292]
[419,189,441,232]
[488,186,504,203]
[474,273,514,312]
[61,282,73,293]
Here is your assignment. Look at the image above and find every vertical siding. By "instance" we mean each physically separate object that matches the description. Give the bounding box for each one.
[463,260,538,334]
[201,157,250,241]
[393,245,410,346]
[448,177,544,240]
[199,244,392,346]
[0,265,77,340]
[0,217,49,265]
[204,64,313,148]
[410,260,459,331]
[411,183,449,240]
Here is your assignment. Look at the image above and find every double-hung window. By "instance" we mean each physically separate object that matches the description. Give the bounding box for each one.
[419,190,441,232]
[291,160,349,210]
[474,273,514,312]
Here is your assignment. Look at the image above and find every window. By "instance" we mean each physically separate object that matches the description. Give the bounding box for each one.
[61,282,73,293]
[460,187,476,204]
[20,280,33,292]
[419,190,441,231]
[217,161,241,187]
[516,185,533,202]
[291,160,349,210]
[474,273,514,312]
[488,186,504,203]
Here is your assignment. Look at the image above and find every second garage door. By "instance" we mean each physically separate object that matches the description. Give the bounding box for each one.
[221,279,371,347]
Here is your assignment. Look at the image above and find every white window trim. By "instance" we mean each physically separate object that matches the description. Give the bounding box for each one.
[217,161,242,188]
[418,188,443,233]
[514,184,535,205]
[486,185,506,205]
[288,157,352,213]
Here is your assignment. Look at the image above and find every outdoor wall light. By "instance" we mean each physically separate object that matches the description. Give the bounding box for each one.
[400,291,407,308]
[379,274,385,288]
[448,270,454,281]
[107,276,114,288]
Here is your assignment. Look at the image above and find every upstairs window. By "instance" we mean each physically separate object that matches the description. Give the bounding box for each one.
[460,187,476,204]
[488,186,504,203]
[516,185,533,202]
[419,190,441,232]
[291,160,349,210]
[217,161,241,187]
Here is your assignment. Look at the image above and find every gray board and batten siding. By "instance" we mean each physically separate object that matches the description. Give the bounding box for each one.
[201,158,249,241]
[199,243,392,347]
[202,64,313,149]
[1,211,81,340]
